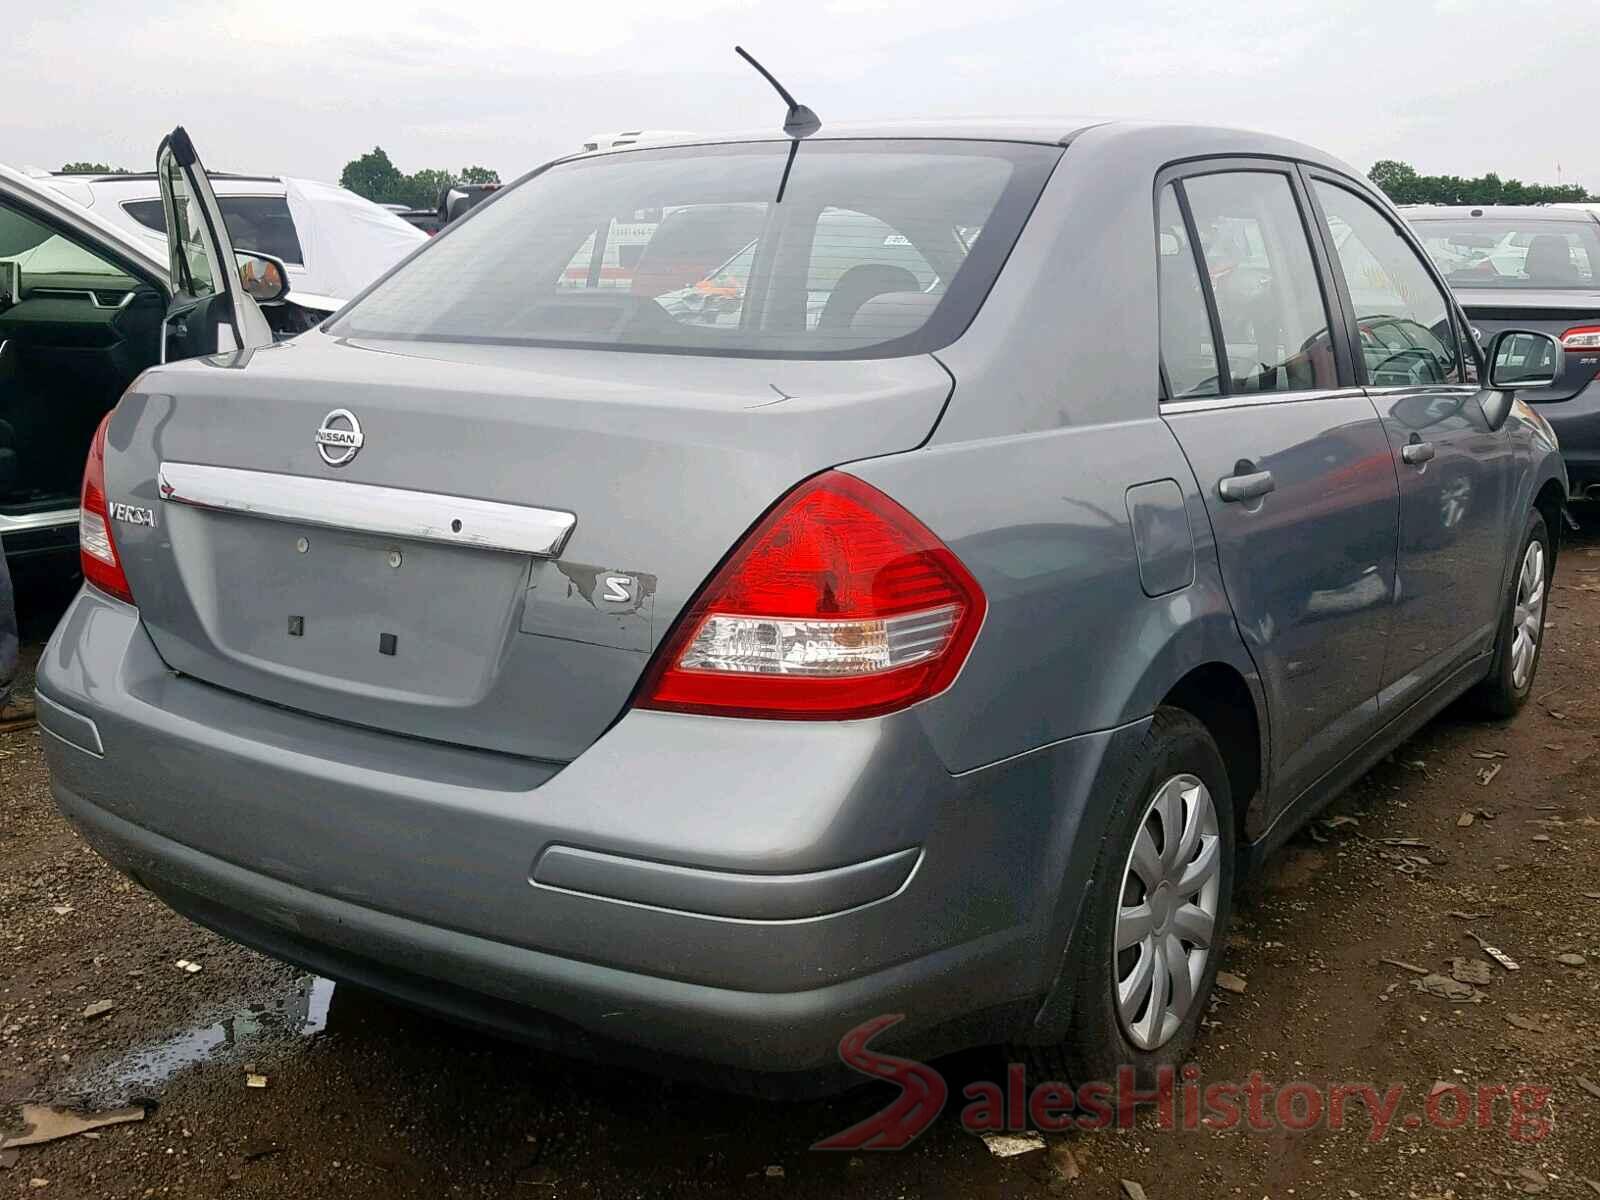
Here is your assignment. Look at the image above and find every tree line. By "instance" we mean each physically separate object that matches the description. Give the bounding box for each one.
[1368,160,1591,206]
[338,147,500,211]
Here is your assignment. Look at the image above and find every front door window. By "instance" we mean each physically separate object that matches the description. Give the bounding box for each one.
[1311,181,1464,387]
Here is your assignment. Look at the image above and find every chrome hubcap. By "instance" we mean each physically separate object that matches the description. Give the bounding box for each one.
[1510,539,1546,691]
[1114,773,1221,1051]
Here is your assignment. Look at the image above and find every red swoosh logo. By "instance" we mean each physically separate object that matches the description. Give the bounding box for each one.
[811,1015,947,1151]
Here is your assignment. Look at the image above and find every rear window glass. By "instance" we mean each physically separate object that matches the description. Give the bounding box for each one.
[328,139,1060,358]
[1411,218,1600,290]
[123,196,306,267]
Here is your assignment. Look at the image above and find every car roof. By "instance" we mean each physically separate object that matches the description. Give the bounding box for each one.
[566,118,1364,177]
[49,171,281,185]
[573,118,1102,155]
[53,174,287,201]
[1402,204,1600,222]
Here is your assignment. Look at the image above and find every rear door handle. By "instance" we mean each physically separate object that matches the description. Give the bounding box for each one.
[1401,439,1436,465]
[1218,468,1275,503]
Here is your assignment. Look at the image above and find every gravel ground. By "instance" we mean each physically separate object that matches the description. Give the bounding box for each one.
[2,533,1598,1199]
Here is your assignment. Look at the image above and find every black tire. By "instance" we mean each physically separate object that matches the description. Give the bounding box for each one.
[1470,509,1551,719]
[1022,707,1235,1088]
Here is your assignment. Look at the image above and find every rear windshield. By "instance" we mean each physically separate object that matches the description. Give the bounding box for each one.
[123,196,306,267]
[327,139,1060,358]
[1411,217,1600,290]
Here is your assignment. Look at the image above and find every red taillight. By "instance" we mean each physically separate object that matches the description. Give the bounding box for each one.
[637,471,986,720]
[79,412,134,604]
[1561,325,1600,352]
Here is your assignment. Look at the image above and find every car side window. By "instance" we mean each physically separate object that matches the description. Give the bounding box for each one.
[1182,171,1340,394]
[1156,185,1221,399]
[1312,181,1464,387]
[124,196,306,267]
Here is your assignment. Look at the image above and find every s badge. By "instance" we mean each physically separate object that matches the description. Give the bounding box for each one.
[601,574,636,604]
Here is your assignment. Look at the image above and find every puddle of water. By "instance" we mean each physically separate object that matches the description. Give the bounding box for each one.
[74,975,335,1100]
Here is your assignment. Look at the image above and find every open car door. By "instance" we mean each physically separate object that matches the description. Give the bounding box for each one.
[157,126,279,361]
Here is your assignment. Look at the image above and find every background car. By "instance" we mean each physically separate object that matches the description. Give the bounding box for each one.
[580,130,699,152]
[1406,204,1600,495]
[41,168,425,316]
[438,182,500,225]
[395,207,443,236]
[1,132,285,578]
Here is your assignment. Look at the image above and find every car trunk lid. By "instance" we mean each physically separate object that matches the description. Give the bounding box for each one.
[107,332,953,760]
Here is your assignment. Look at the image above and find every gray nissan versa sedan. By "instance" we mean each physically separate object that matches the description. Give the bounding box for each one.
[37,120,1567,1090]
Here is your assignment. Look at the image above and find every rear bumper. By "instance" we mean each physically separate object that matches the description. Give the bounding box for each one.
[1535,376,1600,491]
[53,782,1026,1082]
[38,587,1139,1074]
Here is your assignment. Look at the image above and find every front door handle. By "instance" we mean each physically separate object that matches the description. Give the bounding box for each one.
[1401,438,1436,465]
[1218,466,1275,503]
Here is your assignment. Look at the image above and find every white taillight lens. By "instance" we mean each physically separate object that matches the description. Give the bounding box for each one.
[79,508,116,566]
[678,605,961,678]
[1561,325,1600,351]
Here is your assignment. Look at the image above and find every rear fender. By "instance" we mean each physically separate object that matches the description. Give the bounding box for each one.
[1020,613,1266,1045]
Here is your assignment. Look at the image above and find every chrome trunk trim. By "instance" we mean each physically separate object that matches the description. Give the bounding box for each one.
[157,462,576,557]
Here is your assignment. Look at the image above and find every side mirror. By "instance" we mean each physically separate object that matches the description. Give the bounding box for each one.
[235,249,290,304]
[1482,330,1562,432]
[1487,329,1562,391]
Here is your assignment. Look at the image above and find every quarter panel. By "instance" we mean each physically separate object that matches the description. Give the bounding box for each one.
[848,418,1254,774]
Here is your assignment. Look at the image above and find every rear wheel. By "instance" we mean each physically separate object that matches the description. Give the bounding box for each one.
[1025,707,1235,1086]
[1471,510,1550,718]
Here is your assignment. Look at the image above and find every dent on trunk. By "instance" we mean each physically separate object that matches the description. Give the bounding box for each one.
[520,560,658,653]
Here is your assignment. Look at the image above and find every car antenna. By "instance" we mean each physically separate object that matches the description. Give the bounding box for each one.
[734,46,818,204]
[735,46,820,138]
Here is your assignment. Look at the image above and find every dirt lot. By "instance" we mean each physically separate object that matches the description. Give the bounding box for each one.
[3,531,1599,1200]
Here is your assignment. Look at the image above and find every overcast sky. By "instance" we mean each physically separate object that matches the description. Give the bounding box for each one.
[11,1,1597,191]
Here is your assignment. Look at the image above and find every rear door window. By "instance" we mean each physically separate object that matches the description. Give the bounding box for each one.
[1312,181,1464,386]
[329,140,1061,359]
[124,195,305,266]
[1182,171,1340,393]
